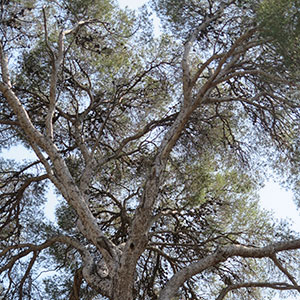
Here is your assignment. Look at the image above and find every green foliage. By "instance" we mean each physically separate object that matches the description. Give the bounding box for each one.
[152,0,210,38]
[56,203,78,232]
[184,160,254,207]
[62,0,115,19]
[258,0,300,68]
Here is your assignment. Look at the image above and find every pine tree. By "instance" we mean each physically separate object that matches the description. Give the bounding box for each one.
[0,0,300,299]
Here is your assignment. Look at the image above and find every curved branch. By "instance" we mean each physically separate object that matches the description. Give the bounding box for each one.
[0,235,112,298]
[0,77,116,265]
[0,235,88,262]
[216,281,299,300]
[18,251,38,300]
[194,28,257,105]
[270,254,300,292]
[183,5,226,102]
[44,15,97,140]
[158,239,300,300]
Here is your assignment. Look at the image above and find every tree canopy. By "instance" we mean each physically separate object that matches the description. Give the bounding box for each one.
[0,0,300,299]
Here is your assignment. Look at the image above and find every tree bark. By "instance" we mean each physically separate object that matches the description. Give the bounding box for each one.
[69,268,83,300]
[159,240,300,299]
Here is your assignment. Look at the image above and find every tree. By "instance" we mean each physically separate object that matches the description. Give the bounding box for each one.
[0,0,300,299]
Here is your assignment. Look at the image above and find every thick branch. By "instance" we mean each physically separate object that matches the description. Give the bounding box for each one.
[113,20,254,297]
[158,239,300,300]
[0,43,12,87]
[43,15,96,140]
[216,281,299,300]
[0,83,116,266]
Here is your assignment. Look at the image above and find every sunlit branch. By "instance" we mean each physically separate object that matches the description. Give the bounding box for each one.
[216,281,299,300]
[0,42,12,87]
[158,239,300,300]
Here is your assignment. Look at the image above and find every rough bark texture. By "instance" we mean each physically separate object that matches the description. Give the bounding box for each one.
[159,240,300,299]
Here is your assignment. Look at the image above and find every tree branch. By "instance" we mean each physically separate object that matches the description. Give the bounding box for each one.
[158,239,300,300]
[0,235,112,298]
[182,5,226,103]
[18,250,38,300]
[0,43,12,87]
[270,254,300,292]
[216,281,299,300]
[194,28,257,105]
[69,267,83,300]
[0,73,116,267]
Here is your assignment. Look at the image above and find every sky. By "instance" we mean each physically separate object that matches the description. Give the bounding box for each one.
[118,0,147,9]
